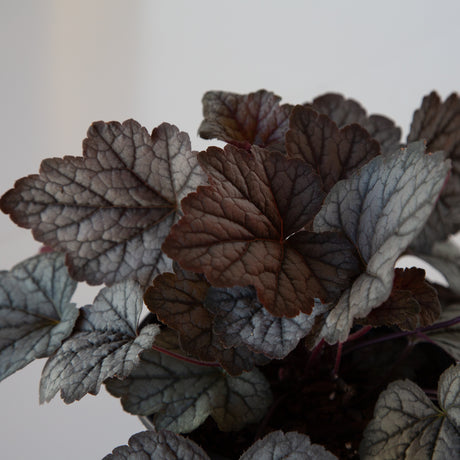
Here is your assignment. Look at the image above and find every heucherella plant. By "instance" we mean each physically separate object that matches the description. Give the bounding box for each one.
[0,89,459,459]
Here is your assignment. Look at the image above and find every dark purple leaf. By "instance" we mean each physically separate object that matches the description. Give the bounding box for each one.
[163,145,361,317]
[0,120,205,287]
[360,268,440,330]
[408,92,460,250]
[144,263,269,374]
[286,106,381,191]
[307,93,402,154]
[199,89,292,152]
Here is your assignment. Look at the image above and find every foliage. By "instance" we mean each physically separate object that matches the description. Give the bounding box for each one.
[1,89,459,459]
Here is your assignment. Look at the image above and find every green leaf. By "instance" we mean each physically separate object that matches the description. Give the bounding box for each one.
[313,142,451,343]
[0,252,78,382]
[360,364,460,459]
[105,345,272,433]
[0,121,205,287]
[240,430,338,460]
[103,430,210,460]
[39,280,159,403]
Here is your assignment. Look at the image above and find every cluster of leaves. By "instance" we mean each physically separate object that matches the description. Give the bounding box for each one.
[0,89,459,459]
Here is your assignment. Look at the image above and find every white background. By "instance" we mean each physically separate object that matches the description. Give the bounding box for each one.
[0,1,459,458]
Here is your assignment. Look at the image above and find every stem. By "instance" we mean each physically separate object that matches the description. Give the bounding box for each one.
[344,315,460,355]
[304,338,325,375]
[346,325,373,342]
[152,345,222,368]
[333,342,343,377]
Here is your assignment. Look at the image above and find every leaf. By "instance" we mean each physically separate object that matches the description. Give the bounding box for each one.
[408,92,460,250]
[144,263,269,375]
[205,286,331,359]
[103,430,210,460]
[416,239,460,296]
[425,303,460,361]
[360,363,460,459]
[163,144,362,317]
[198,89,292,152]
[39,280,160,403]
[0,252,78,382]
[361,268,440,330]
[240,430,338,460]
[307,92,402,154]
[105,346,273,433]
[313,142,451,343]
[286,105,381,192]
[0,121,205,287]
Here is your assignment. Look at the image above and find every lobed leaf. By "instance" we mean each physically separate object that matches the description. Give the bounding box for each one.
[286,105,381,192]
[198,89,292,152]
[360,364,460,459]
[240,430,338,460]
[39,280,159,403]
[408,92,460,250]
[0,252,78,382]
[0,120,205,287]
[205,286,331,359]
[361,268,440,330]
[163,144,361,317]
[144,263,269,375]
[103,430,209,460]
[307,92,402,154]
[314,142,451,343]
[105,346,272,433]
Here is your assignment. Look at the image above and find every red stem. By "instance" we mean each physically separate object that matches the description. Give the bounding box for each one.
[152,345,222,368]
[343,315,460,355]
[333,342,343,377]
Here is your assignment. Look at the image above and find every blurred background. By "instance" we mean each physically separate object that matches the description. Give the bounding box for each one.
[1,1,459,458]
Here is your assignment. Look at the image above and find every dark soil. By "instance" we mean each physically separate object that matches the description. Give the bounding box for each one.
[187,328,454,459]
